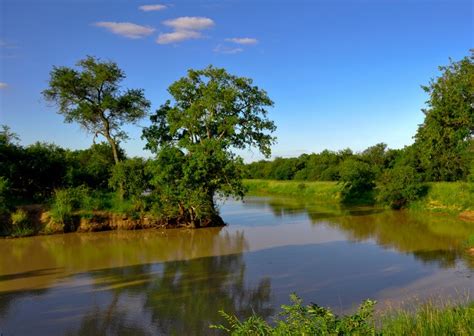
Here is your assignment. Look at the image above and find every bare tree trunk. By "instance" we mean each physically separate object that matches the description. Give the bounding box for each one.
[108,137,120,165]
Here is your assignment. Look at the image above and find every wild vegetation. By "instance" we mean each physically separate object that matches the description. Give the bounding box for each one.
[212,294,474,335]
[0,51,472,237]
[246,51,473,208]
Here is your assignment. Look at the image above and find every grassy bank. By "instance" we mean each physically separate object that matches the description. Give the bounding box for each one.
[410,182,474,213]
[244,179,342,202]
[212,294,474,335]
[244,179,474,215]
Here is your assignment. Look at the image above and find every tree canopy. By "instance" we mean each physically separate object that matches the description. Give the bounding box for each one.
[414,51,474,181]
[43,56,150,164]
[142,66,276,227]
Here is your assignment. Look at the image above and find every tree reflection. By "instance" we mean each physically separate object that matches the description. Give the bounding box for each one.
[66,231,273,335]
[255,197,474,269]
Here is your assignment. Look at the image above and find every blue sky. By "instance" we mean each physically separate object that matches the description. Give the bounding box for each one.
[0,0,472,161]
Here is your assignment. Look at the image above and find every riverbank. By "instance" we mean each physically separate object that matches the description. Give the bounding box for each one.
[244,179,474,218]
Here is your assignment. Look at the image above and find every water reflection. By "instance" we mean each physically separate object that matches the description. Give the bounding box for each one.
[242,197,474,269]
[61,255,272,336]
[0,197,473,335]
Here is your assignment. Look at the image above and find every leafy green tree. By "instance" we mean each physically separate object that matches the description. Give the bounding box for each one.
[376,165,425,209]
[414,51,474,181]
[43,56,151,164]
[143,66,275,227]
[339,159,375,203]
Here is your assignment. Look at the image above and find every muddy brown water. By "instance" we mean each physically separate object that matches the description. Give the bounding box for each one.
[0,196,473,335]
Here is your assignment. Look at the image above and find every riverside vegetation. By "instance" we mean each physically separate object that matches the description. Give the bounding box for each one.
[0,52,473,335]
[1,51,473,237]
[212,294,474,335]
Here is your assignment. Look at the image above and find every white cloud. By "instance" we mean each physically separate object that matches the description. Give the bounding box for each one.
[139,4,167,12]
[157,30,202,44]
[213,44,243,54]
[225,37,258,45]
[0,82,8,89]
[94,21,155,39]
[163,17,214,31]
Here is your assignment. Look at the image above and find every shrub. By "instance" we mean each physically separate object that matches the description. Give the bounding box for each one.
[339,159,375,204]
[109,158,149,200]
[10,209,34,237]
[211,294,376,335]
[376,165,425,209]
[49,189,73,225]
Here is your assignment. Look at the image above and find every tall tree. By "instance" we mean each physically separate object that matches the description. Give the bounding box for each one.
[414,51,474,181]
[143,66,276,227]
[43,56,150,164]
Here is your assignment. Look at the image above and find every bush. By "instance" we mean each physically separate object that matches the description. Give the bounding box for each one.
[10,209,34,237]
[49,189,74,225]
[109,158,149,200]
[211,294,376,335]
[376,166,425,209]
[339,159,375,204]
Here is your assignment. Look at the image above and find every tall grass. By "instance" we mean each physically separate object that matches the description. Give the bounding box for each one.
[380,301,474,336]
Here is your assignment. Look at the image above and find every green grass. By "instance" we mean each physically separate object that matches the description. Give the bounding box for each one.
[380,301,474,336]
[244,179,474,215]
[410,182,474,213]
[212,295,474,335]
[244,179,342,203]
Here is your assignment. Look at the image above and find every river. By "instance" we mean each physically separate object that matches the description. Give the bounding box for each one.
[0,196,473,335]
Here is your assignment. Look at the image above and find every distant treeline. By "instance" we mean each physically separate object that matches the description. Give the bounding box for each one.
[245,141,472,183]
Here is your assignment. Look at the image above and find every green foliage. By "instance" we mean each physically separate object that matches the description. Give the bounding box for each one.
[213,295,474,336]
[9,209,34,237]
[0,176,11,216]
[410,182,474,212]
[109,157,149,199]
[43,56,150,164]
[142,66,275,226]
[244,179,341,202]
[65,142,123,190]
[211,294,377,335]
[49,186,111,226]
[49,189,74,225]
[339,159,375,204]
[413,51,474,181]
[380,301,474,336]
[376,165,425,209]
